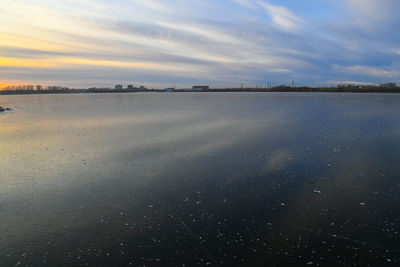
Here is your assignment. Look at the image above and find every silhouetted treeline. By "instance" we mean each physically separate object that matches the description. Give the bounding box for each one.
[1,85,71,94]
[4,85,70,91]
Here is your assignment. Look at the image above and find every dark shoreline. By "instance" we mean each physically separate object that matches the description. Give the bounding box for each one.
[1,86,400,95]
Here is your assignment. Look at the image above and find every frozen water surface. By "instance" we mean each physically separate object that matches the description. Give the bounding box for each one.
[1,93,400,266]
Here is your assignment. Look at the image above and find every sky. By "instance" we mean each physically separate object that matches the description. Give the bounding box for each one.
[1,0,400,88]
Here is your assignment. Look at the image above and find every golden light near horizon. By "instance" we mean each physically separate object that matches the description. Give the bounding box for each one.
[0,82,12,89]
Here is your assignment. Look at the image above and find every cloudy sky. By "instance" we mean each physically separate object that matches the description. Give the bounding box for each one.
[1,0,399,88]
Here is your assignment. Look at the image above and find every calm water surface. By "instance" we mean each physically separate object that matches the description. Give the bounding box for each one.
[1,93,400,266]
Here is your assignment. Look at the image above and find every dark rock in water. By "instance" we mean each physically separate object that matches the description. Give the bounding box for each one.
[0,106,11,112]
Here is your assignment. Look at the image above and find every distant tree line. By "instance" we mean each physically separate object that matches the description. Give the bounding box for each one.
[4,85,70,91]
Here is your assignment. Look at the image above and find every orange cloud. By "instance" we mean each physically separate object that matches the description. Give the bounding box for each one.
[0,56,197,72]
[0,57,56,68]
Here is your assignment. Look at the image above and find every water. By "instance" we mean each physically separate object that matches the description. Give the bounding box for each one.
[1,92,400,266]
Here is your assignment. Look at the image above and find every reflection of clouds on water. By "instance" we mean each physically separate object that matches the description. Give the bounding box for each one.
[0,113,197,137]
[262,149,291,173]
[112,118,259,163]
[0,95,286,246]
[0,105,266,199]
[3,93,400,266]
[0,92,300,207]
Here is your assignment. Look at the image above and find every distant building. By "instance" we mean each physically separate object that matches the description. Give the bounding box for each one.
[127,84,134,90]
[165,88,175,92]
[115,85,123,90]
[192,85,209,91]
[380,83,396,88]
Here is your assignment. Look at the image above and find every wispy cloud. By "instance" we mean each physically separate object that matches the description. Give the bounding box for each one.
[131,0,167,11]
[343,65,400,78]
[255,0,303,30]
[232,0,257,9]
